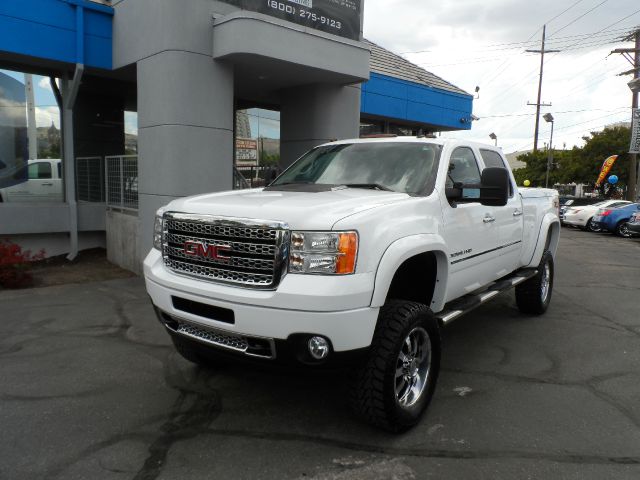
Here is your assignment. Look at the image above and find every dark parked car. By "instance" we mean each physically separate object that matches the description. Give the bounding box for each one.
[592,203,640,238]
[627,210,640,236]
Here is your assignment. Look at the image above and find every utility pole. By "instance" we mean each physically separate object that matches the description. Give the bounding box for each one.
[526,25,559,153]
[611,29,640,201]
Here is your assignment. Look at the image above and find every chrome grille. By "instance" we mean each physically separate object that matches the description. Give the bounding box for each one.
[162,213,289,289]
[177,322,248,352]
[170,319,276,359]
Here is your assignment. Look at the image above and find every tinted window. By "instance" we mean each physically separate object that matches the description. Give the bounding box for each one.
[446,147,481,187]
[480,149,506,168]
[480,149,513,196]
[271,142,442,195]
[28,162,52,179]
[57,162,62,179]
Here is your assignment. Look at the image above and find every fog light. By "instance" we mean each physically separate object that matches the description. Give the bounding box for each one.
[308,336,329,360]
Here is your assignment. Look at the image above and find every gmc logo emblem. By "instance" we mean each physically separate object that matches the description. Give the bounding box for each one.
[183,241,231,263]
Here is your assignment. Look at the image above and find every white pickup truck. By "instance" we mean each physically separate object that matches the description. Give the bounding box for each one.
[144,137,560,432]
[0,159,63,203]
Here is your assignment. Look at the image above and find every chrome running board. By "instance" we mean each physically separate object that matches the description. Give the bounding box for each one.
[436,269,538,325]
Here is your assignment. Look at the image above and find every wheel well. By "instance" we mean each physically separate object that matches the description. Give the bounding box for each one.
[386,252,437,306]
[546,222,560,256]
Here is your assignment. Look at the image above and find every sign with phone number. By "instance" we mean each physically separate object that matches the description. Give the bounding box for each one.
[220,0,362,40]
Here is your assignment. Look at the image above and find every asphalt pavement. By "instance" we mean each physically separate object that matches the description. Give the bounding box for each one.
[1,228,640,480]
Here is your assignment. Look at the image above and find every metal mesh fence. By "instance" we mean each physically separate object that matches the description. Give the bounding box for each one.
[76,157,105,202]
[106,155,138,211]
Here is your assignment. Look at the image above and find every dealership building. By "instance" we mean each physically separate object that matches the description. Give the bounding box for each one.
[0,0,473,272]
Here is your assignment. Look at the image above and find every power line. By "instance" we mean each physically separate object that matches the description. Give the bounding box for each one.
[548,0,609,38]
[400,27,631,56]
[414,33,623,68]
[478,106,629,118]
[490,18,639,109]
[475,0,609,88]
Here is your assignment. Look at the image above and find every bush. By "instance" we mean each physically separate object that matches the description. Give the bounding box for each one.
[0,240,45,289]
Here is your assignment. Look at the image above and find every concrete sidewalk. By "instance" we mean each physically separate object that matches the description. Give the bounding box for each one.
[1,228,640,479]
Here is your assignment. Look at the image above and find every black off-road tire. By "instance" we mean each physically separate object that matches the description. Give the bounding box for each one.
[516,251,554,315]
[350,300,441,433]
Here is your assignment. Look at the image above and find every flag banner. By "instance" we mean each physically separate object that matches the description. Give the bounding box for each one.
[594,155,618,187]
[630,108,640,154]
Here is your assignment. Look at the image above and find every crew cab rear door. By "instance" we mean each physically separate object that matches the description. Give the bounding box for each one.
[441,146,500,301]
[478,148,524,276]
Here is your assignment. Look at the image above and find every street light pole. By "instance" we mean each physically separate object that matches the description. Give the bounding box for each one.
[489,132,497,146]
[632,32,639,201]
[543,113,554,188]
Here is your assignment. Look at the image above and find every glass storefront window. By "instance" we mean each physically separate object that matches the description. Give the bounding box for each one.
[235,108,280,188]
[359,120,385,136]
[0,69,62,203]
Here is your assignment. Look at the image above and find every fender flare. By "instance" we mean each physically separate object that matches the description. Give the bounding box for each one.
[526,213,560,267]
[370,234,450,313]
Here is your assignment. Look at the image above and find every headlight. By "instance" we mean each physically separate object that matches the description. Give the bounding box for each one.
[289,231,358,275]
[153,208,166,250]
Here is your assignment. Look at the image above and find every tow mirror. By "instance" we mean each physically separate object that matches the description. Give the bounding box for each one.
[446,167,509,207]
[478,167,509,206]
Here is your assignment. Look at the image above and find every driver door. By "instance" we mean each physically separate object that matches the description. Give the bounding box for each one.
[441,147,500,302]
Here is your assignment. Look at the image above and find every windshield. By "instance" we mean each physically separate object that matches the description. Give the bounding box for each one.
[269,142,442,195]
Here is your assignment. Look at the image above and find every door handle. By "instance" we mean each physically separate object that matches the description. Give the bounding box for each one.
[483,215,496,223]
[513,209,523,217]
[42,183,54,186]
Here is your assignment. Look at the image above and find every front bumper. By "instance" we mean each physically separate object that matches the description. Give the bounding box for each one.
[144,249,379,354]
[627,222,640,234]
[562,214,587,227]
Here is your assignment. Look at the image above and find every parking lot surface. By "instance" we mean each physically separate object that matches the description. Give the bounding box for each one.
[2,228,640,480]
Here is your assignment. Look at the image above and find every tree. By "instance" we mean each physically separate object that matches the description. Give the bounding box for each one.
[513,126,631,190]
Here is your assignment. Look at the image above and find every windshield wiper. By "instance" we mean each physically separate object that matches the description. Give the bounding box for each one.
[342,183,394,192]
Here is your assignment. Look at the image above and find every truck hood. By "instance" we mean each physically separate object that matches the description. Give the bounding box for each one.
[166,188,410,229]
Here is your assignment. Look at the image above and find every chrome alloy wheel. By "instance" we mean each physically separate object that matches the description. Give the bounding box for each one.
[540,262,551,304]
[618,223,632,238]
[395,327,432,408]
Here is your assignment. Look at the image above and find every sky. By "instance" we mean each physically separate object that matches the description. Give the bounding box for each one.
[363,0,640,153]
[2,0,638,153]
[1,70,60,129]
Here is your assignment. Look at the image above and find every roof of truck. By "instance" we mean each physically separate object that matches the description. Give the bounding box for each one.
[322,136,501,151]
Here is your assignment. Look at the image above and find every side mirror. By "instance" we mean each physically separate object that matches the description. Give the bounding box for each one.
[479,167,509,207]
[445,167,509,207]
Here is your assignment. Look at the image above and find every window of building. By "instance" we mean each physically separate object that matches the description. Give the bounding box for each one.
[0,69,62,203]
[359,120,385,136]
[389,123,416,136]
[234,108,280,188]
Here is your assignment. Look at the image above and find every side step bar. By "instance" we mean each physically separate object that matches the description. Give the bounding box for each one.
[436,269,538,325]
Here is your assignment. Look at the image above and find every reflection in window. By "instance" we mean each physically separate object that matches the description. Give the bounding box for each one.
[446,147,481,187]
[29,161,52,179]
[359,120,385,136]
[0,69,62,203]
[234,108,280,188]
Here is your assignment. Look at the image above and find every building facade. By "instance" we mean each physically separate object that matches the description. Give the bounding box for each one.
[0,0,473,271]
